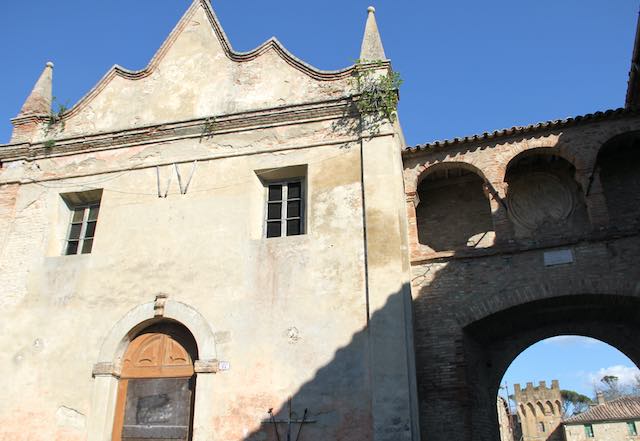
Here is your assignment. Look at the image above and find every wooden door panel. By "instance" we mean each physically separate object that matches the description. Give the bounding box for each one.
[113,331,196,441]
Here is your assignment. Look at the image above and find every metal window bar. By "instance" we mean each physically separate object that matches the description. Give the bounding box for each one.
[65,203,100,255]
[265,181,304,238]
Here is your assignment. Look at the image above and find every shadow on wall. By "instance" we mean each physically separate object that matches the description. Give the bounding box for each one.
[105,129,640,441]
[409,130,640,441]
[239,284,413,441]
[597,131,640,229]
[238,131,640,441]
[416,166,494,251]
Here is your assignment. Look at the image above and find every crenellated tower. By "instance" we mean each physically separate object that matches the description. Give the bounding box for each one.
[514,380,564,441]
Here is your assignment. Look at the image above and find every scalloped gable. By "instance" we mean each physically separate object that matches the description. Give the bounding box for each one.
[58,0,354,138]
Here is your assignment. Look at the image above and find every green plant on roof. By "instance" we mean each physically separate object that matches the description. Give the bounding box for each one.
[46,96,69,134]
[351,59,402,126]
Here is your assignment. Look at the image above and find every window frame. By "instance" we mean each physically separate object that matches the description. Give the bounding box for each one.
[584,423,594,438]
[264,179,305,238]
[65,201,100,255]
[628,421,638,436]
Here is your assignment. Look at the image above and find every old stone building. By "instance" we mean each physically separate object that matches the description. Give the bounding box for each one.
[563,396,640,441]
[1,1,640,441]
[497,396,518,441]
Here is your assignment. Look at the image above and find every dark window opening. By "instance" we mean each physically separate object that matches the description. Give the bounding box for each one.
[266,181,304,238]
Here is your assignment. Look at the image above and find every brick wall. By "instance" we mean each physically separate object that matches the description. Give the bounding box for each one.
[416,170,494,251]
[403,115,640,441]
[598,132,640,229]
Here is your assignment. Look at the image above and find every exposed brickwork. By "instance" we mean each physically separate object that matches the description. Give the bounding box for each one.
[405,114,640,441]
[416,171,494,252]
[0,185,47,309]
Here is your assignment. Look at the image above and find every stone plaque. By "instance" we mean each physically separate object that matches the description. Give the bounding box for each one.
[543,249,574,266]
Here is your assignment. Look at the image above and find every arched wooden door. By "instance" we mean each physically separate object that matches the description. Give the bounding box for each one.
[112,328,196,441]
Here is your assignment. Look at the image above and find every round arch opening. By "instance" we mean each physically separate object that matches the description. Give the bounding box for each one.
[112,320,198,441]
[415,163,495,251]
[596,131,640,229]
[460,293,640,441]
[497,335,640,441]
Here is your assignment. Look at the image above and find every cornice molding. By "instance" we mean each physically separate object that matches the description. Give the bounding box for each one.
[0,98,356,162]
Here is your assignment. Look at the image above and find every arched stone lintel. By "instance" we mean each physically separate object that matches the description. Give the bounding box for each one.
[499,145,582,182]
[417,160,488,186]
[454,277,640,328]
[591,128,640,166]
[405,160,490,195]
[97,299,217,366]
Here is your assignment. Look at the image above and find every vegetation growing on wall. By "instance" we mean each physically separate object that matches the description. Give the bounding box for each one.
[200,116,216,142]
[46,97,68,135]
[351,59,402,127]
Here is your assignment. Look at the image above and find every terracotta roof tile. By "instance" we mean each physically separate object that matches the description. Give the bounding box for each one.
[564,397,640,424]
[403,107,640,155]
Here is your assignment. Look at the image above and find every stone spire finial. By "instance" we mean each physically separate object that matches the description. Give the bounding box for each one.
[359,6,387,62]
[16,61,53,118]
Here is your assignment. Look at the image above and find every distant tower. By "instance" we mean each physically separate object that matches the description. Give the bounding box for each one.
[514,380,564,441]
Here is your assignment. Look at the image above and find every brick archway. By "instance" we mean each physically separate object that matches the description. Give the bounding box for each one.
[462,293,640,441]
[453,277,637,329]
[412,247,640,441]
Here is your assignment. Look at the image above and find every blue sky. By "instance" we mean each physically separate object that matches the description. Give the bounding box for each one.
[501,336,640,399]
[0,0,637,145]
[1,1,639,398]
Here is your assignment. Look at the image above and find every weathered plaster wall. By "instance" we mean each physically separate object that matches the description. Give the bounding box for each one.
[0,1,418,439]
[0,118,372,441]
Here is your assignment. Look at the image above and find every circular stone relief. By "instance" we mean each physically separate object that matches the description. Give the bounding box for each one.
[507,172,576,231]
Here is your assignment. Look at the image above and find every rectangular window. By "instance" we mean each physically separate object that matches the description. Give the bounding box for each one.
[265,180,304,238]
[60,190,102,255]
[628,421,638,436]
[584,424,594,438]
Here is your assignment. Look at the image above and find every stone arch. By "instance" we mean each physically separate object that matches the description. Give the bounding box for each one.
[503,147,581,185]
[492,137,584,184]
[582,124,640,171]
[536,401,545,414]
[594,130,640,228]
[404,159,491,195]
[454,277,636,329]
[555,400,562,415]
[462,293,640,441]
[415,160,489,190]
[414,161,495,251]
[97,297,217,366]
[89,297,217,441]
[526,402,536,417]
